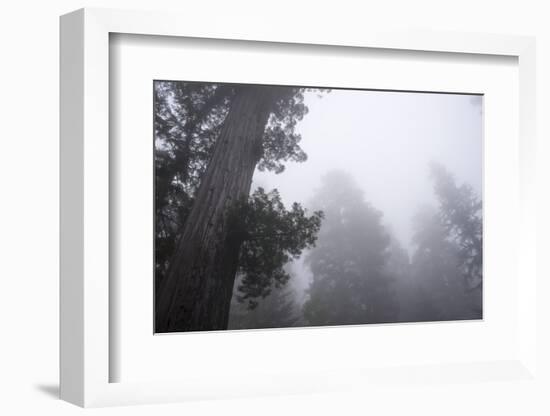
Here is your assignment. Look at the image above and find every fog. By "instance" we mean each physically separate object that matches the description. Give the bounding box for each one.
[154,81,483,331]
[254,90,482,248]
[250,89,482,306]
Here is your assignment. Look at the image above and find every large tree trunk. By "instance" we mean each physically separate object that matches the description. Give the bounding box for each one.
[155,86,275,332]
[155,85,232,215]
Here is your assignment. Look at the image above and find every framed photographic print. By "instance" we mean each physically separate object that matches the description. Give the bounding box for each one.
[60,7,538,408]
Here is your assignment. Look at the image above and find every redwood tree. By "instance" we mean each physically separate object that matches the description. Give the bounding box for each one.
[155,83,322,332]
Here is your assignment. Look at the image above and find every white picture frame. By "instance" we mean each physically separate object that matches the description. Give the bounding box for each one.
[60,7,538,407]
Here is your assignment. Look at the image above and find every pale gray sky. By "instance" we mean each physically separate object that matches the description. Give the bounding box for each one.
[252,89,483,255]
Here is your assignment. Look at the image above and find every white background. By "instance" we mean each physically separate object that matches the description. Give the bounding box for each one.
[1,1,549,415]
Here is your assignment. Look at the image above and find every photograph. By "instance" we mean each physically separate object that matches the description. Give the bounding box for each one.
[153,81,483,333]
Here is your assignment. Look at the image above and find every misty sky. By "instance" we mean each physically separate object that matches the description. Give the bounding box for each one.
[252,89,483,261]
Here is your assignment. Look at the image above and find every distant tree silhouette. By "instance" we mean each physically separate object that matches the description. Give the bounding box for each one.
[405,164,482,321]
[430,163,482,294]
[303,171,400,325]
[409,207,471,320]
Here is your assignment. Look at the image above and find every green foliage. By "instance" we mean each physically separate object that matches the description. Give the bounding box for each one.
[155,82,232,198]
[303,171,400,325]
[229,188,323,309]
[258,87,329,174]
[154,82,326,292]
[259,89,309,173]
[155,82,233,288]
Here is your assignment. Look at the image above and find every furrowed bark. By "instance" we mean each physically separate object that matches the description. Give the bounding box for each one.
[155,85,232,215]
[156,86,276,332]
